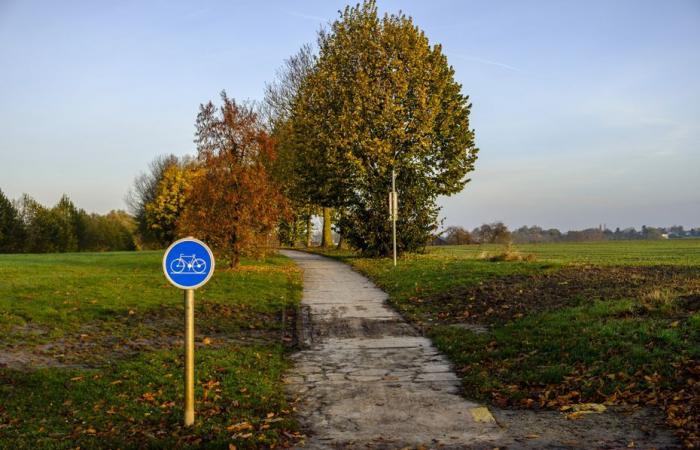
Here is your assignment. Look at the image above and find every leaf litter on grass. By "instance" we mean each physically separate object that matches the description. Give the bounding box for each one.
[415,265,700,327]
[407,265,699,448]
[0,253,305,449]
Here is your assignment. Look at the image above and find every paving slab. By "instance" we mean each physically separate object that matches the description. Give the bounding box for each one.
[281,250,502,449]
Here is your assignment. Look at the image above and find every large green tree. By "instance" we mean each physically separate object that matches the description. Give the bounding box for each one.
[15,194,74,253]
[289,1,478,255]
[0,189,25,253]
[52,194,81,252]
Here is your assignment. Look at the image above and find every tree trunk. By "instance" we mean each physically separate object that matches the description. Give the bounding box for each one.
[230,253,240,270]
[305,215,312,247]
[321,207,333,248]
[336,234,345,250]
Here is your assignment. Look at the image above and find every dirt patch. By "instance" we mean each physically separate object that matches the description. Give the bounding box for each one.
[0,302,296,370]
[418,265,700,326]
[9,323,49,337]
[491,405,680,449]
[0,350,77,370]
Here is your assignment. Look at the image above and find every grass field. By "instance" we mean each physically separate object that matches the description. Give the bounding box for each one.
[430,240,700,266]
[313,239,700,447]
[0,251,303,449]
[2,241,699,448]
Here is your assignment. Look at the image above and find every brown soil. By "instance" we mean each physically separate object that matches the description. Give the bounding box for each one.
[419,265,700,326]
[0,302,296,370]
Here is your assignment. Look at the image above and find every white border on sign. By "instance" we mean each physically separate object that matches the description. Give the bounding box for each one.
[162,237,216,290]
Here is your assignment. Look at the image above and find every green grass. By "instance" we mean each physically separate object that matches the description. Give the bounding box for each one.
[431,298,699,400]
[310,239,700,446]
[430,239,700,266]
[0,251,303,449]
[317,240,700,300]
[1,251,297,338]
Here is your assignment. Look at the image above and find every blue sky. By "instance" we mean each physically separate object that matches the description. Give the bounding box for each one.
[0,0,698,230]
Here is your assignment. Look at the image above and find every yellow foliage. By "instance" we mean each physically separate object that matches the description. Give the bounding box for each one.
[144,163,197,243]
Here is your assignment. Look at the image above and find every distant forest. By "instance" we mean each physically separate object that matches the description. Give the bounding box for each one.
[0,189,135,253]
[2,187,698,254]
[438,223,700,245]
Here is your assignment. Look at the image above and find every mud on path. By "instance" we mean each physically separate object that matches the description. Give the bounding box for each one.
[282,251,680,449]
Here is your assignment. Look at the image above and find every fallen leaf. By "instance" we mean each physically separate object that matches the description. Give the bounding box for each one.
[564,402,607,419]
[226,422,253,432]
[140,392,156,402]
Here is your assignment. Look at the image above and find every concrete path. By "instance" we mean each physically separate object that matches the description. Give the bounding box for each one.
[281,250,502,449]
[281,251,680,450]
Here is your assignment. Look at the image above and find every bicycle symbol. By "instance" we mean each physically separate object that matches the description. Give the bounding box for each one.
[169,254,207,275]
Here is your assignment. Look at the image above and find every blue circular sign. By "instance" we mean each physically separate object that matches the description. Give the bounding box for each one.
[162,237,215,290]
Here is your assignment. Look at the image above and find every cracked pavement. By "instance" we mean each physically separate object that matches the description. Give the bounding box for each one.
[280,250,502,449]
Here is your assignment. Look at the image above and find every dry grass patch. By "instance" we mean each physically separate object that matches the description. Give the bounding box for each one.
[478,244,537,262]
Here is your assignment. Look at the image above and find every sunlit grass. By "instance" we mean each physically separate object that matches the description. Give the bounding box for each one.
[0,251,303,449]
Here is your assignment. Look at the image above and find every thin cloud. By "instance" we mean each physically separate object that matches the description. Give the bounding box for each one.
[287,10,328,23]
[454,54,521,72]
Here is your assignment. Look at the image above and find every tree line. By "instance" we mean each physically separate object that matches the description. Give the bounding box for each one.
[126,1,478,267]
[438,223,699,245]
[0,189,135,253]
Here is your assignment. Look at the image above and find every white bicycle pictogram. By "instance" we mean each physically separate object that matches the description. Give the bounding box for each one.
[169,254,207,275]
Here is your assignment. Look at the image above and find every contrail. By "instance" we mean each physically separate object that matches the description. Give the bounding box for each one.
[454,54,521,72]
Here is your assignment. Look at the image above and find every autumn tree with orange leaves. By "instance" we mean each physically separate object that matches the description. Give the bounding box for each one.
[178,92,286,269]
